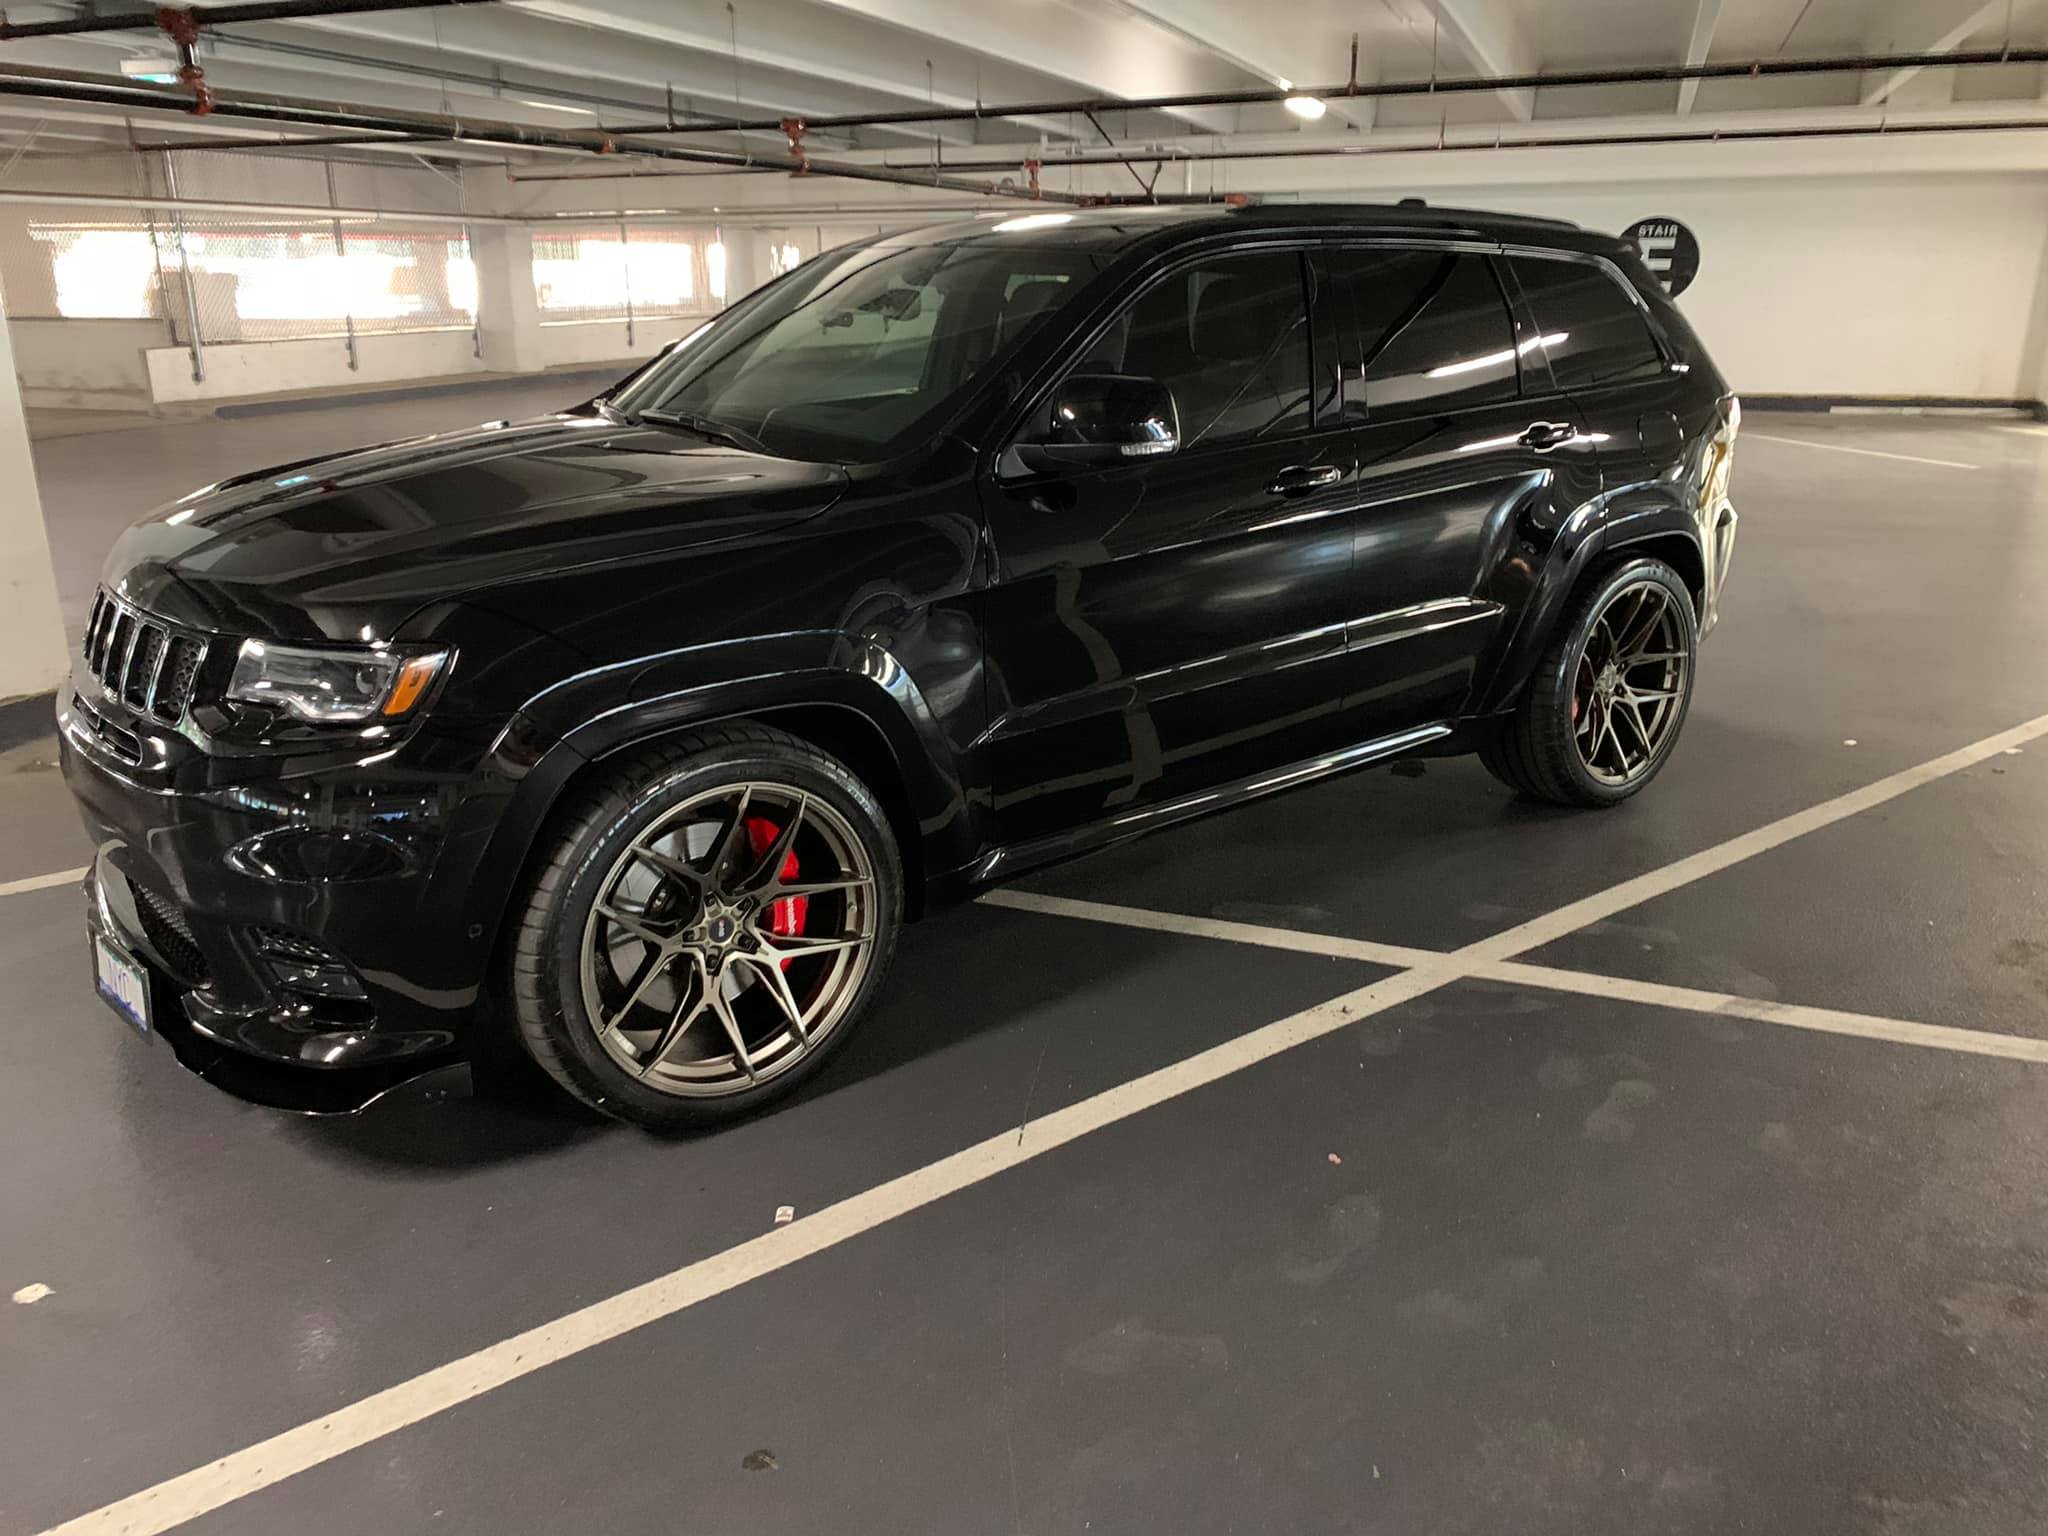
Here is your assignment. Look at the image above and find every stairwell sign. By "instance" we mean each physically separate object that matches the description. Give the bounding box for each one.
[1623,217,1699,297]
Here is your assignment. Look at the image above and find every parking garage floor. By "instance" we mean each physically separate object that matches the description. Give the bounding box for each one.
[4,401,2047,1536]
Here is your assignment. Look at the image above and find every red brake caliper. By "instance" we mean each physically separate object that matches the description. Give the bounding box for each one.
[743,818,807,968]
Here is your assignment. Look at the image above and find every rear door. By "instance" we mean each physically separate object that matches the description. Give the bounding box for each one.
[978,245,1361,848]
[1503,249,1708,524]
[1321,241,1602,740]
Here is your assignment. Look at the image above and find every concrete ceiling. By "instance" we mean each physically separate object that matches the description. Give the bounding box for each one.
[0,0,2042,180]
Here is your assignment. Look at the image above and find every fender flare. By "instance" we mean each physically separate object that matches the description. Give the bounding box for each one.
[1475,502,1706,717]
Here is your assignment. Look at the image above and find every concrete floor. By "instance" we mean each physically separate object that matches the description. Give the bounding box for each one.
[4,402,2047,1535]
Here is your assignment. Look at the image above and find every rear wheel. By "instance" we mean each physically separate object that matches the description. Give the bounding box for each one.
[1480,556,1697,807]
[507,724,901,1130]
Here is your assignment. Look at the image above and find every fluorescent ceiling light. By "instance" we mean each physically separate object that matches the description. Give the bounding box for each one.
[1283,95,1327,121]
[120,57,180,83]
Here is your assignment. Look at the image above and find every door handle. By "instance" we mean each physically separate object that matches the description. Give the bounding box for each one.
[1267,463,1343,497]
[1518,421,1580,452]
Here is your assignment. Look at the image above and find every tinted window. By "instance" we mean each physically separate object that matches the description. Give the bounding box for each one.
[1056,249,1312,450]
[1510,255,1667,390]
[1327,248,1520,420]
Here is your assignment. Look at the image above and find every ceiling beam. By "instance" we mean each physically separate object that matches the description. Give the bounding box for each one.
[280,7,995,146]
[1861,0,2007,106]
[1426,0,1540,120]
[504,0,1089,142]
[802,0,1252,134]
[1676,0,1723,115]
[1094,0,1372,129]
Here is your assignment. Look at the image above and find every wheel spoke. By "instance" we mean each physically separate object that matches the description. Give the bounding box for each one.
[603,944,679,1033]
[774,877,875,898]
[596,903,676,947]
[1624,685,1680,704]
[1616,698,1655,758]
[629,843,706,893]
[705,785,755,889]
[732,953,810,1044]
[736,792,806,896]
[640,957,711,1072]
[707,978,757,1083]
[1621,650,1685,668]
[1614,592,1669,660]
[758,931,869,960]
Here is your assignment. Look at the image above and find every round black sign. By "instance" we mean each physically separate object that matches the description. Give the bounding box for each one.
[1622,217,1699,297]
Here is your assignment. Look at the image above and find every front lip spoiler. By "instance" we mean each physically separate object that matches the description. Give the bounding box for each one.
[85,866,459,1116]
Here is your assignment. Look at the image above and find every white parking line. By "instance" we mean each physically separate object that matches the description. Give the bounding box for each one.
[33,707,2048,1536]
[987,891,2048,1066]
[1744,432,1978,470]
[0,866,86,898]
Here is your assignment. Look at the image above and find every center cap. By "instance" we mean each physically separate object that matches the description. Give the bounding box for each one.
[708,915,735,945]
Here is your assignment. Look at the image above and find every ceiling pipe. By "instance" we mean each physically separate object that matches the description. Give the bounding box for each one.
[608,46,2048,138]
[0,63,1089,203]
[0,0,496,43]
[885,115,2048,175]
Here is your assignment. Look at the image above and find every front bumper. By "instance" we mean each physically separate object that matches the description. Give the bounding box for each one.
[83,854,454,1112]
[58,690,515,1111]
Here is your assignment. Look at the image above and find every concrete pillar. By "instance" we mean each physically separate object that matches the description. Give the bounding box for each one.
[472,226,545,374]
[716,229,765,305]
[0,288,73,704]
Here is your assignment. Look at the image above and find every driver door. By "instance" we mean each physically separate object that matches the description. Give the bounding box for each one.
[977,246,1362,849]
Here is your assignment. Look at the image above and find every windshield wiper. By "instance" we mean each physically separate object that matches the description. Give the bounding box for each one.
[630,407,765,455]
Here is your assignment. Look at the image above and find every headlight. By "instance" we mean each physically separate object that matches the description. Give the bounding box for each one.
[227,640,452,724]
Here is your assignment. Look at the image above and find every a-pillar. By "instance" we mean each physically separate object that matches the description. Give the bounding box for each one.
[0,303,73,705]
[472,225,545,375]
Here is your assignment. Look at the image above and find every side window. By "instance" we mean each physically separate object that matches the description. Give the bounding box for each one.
[1509,255,1667,391]
[1327,248,1520,420]
[1046,249,1312,451]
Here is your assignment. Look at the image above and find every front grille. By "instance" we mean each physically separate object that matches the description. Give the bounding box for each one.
[82,589,208,724]
[131,881,209,986]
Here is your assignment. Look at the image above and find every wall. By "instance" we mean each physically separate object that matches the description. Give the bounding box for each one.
[537,313,710,369]
[8,317,160,408]
[1387,177,2048,402]
[143,328,484,403]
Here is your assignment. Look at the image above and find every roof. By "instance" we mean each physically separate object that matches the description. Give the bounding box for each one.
[880,201,1607,257]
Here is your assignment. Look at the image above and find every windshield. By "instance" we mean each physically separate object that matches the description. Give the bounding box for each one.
[609,241,1096,463]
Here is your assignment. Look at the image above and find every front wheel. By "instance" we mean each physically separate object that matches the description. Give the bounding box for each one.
[505,724,902,1131]
[1480,557,1698,807]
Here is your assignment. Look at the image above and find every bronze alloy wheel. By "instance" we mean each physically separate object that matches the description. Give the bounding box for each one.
[576,780,879,1097]
[1569,577,1691,788]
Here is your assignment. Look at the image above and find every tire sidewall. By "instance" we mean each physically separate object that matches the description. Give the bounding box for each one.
[1544,557,1698,805]
[529,740,902,1128]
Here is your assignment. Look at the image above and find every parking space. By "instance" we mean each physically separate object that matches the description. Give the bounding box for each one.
[6,411,2048,1535]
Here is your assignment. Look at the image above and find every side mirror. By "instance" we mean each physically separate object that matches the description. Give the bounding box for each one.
[1003,373,1180,476]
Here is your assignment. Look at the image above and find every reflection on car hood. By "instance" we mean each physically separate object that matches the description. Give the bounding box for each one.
[102,412,848,642]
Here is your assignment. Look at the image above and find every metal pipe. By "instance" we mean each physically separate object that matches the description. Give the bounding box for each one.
[159,152,205,383]
[0,0,496,43]
[0,188,521,223]
[897,114,2048,174]
[604,46,2048,138]
[324,159,359,371]
[0,65,1084,203]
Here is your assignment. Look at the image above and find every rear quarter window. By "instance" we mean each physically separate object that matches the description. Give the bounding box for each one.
[1510,255,1668,391]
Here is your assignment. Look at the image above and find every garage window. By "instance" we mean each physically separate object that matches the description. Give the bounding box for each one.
[1510,255,1668,391]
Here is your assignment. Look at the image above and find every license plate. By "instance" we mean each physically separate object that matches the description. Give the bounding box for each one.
[93,933,152,1036]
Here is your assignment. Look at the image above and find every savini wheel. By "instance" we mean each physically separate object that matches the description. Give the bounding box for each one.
[1480,556,1697,807]
[507,725,902,1130]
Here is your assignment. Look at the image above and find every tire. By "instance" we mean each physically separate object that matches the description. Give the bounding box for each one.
[505,723,902,1131]
[1480,556,1698,808]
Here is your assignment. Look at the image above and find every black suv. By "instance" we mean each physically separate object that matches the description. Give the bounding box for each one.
[62,203,1739,1128]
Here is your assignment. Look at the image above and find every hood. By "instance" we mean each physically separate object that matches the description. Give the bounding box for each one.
[102,412,847,643]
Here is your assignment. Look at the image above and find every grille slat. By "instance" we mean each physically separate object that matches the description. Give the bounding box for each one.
[80,590,209,725]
